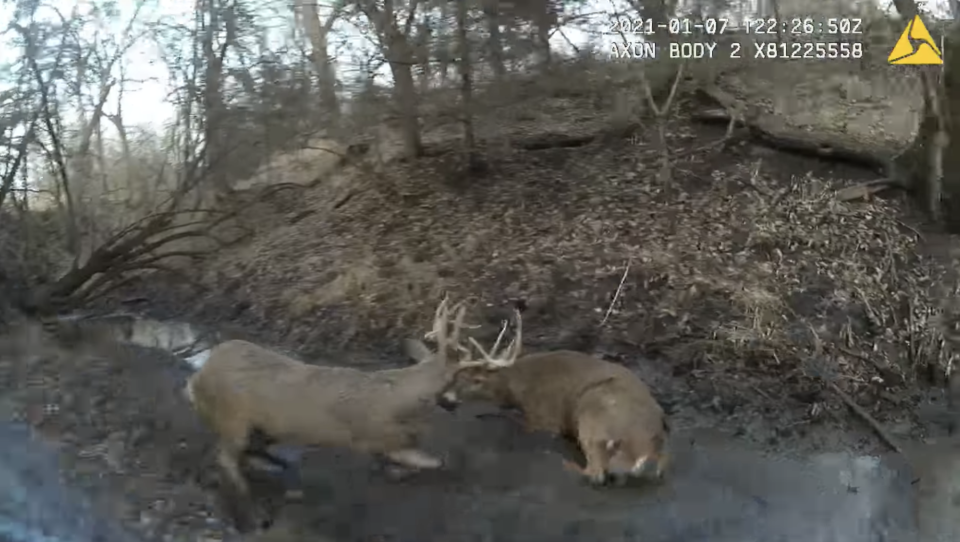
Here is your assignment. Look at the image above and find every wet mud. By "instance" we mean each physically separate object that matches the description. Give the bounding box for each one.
[2,316,959,542]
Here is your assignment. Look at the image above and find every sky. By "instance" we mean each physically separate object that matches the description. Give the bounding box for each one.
[0,0,954,137]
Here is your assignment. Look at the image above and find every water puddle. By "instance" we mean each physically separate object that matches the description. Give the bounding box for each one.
[0,423,133,542]
[183,349,211,370]
[50,313,214,369]
[645,441,914,541]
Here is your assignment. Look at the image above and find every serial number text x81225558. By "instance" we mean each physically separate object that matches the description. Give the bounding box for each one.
[738,41,863,60]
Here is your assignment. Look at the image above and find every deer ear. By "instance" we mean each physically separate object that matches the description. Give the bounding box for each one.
[402,339,434,364]
[472,369,494,381]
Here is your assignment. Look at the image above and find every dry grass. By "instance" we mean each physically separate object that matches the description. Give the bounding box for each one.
[274,249,449,343]
[202,116,956,405]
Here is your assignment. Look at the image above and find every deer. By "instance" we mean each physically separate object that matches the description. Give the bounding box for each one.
[423,308,670,486]
[183,297,504,528]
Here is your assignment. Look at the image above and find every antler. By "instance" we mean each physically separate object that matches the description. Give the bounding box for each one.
[425,297,523,368]
[466,308,522,368]
[424,296,473,364]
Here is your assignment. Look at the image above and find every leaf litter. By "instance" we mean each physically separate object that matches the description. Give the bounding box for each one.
[203,128,957,421]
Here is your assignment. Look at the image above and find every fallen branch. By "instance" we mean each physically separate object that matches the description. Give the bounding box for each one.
[825,380,904,455]
[806,322,903,455]
[600,259,631,327]
[834,179,900,202]
[693,86,891,174]
[837,346,903,385]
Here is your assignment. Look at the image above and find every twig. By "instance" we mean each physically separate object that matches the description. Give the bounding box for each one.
[806,322,903,455]
[834,179,897,202]
[600,259,631,327]
[826,380,903,455]
[555,26,580,55]
[725,112,737,139]
[840,348,902,389]
[895,219,924,241]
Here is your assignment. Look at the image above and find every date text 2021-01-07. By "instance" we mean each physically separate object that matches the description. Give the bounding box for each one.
[606,17,863,37]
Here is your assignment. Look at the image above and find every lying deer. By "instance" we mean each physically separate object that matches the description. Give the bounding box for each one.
[424,310,670,486]
[183,297,501,527]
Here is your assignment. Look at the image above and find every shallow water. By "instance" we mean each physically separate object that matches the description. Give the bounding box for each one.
[50,313,216,369]
[278,409,920,542]
[0,423,133,542]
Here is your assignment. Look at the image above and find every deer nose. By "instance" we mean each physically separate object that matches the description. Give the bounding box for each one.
[631,455,653,476]
[436,390,460,411]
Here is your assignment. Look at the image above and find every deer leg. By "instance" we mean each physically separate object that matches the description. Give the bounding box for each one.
[216,445,267,532]
[216,428,273,532]
[652,453,669,480]
[578,439,611,486]
[561,457,587,475]
[217,442,251,497]
[376,424,442,471]
[384,448,443,469]
[242,428,291,472]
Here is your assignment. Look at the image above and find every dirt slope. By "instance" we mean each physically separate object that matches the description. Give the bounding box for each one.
[159,117,950,429]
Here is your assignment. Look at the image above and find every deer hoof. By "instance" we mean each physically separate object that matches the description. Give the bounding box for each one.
[384,464,416,481]
[582,469,609,486]
[587,474,608,486]
[235,504,274,534]
[283,488,305,501]
[385,449,442,470]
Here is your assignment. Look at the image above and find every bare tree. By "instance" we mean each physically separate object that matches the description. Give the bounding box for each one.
[482,0,507,79]
[886,0,954,227]
[294,0,344,123]
[356,0,424,157]
[199,0,235,196]
[454,0,477,166]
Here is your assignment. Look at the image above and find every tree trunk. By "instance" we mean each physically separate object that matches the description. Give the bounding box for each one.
[389,56,424,157]
[938,27,960,229]
[201,0,230,196]
[107,112,137,208]
[415,19,432,92]
[0,118,34,211]
[536,19,551,68]
[362,0,424,157]
[437,1,451,85]
[889,3,959,230]
[295,0,340,123]
[483,0,506,79]
[455,0,476,159]
[95,116,107,196]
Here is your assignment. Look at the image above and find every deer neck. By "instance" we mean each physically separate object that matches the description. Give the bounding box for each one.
[386,358,455,403]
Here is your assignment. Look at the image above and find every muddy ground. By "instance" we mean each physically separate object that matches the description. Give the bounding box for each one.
[0,317,926,542]
[3,122,960,541]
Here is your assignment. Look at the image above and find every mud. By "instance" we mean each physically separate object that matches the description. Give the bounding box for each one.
[5,316,960,542]
[262,404,918,542]
[0,423,135,542]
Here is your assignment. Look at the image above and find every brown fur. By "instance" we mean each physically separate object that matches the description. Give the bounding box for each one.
[185,339,463,500]
[442,350,669,485]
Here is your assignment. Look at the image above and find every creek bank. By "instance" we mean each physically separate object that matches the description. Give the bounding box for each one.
[0,315,960,542]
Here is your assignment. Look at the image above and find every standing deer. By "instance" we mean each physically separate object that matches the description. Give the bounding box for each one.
[183,297,504,528]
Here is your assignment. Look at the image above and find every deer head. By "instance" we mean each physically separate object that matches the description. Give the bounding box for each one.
[423,299,523,408]
[407,296,523,374]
